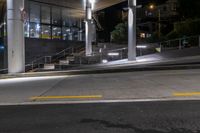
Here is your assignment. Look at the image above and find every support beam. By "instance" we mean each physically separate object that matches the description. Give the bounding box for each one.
[85,0,93,56]
[128,0,137,61]
[7,0,25,73]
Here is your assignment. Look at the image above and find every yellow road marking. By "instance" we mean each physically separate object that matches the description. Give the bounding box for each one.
[30,95,103,100]
[173,92,200,97]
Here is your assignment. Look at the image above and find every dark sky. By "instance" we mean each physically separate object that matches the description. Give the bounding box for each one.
[137,0,167,5]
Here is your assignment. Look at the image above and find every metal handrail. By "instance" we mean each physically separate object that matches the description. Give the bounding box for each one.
[0,68,7,74]
[29,45,84,71]
[160,35,200,44]
[54,47,72,56]
[0,64,35,74]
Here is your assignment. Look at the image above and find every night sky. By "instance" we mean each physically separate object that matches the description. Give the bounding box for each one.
[97,0,168,42]
[138,0,167,5]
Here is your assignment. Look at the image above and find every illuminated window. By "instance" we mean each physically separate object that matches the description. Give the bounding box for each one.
[30,3,40,23]
[41,6,51,24]
[140,33,146,38]
[24,23,30,37]
[62,27,71,40]
[52,27,61,39]
[52,7,61,26]
[71,27,79,41]
[41,25,51,39]
[29,23,40,38]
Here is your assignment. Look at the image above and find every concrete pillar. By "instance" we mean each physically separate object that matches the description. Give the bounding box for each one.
[85,0,93,56]
[91,22,96,42]
[7,0,25,73]
[128,0,137,61]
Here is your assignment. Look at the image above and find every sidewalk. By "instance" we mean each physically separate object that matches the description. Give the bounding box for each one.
[1,56,200,80]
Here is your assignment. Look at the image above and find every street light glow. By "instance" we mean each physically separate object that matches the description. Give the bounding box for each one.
[84,0,96,10]
[89,0,95,4]
[149,4,155,9]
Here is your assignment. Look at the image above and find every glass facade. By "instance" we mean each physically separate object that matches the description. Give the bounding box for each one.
[29,23,40,38]
[41,6,51,24]
[25,1,84,41]
[41,25,51,39]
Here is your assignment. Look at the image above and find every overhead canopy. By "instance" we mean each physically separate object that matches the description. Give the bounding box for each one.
[32,0,126,18]
[0,0,126,19]
[0,0,6,23]
[34,0,125,10]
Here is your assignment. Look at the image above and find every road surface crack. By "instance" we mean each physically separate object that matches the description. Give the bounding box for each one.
[80,119,199,133]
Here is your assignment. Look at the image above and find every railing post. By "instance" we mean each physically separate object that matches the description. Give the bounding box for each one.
[100,52,103,62]
[44,57,47,64]
[140,48,142,56]
[168,41,171,48]
[199,35,200,48]
[121,49,123,59]
[80,57,82,65]
[32,62,34,70]
[64,51,66,57]
[179,39,182,50]
[72,47,74,54]
[160,43,162,53]
[50,56,52,64]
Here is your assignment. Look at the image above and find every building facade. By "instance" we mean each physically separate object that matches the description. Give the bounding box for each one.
[25,0,85,41]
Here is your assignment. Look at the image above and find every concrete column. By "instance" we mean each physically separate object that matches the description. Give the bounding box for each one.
[85,0,92,56]
[7,0,25,73]
[128,0,137,61]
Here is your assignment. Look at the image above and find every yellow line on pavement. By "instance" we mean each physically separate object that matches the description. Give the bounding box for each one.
[173,92,200,97]
[30,95,103,100]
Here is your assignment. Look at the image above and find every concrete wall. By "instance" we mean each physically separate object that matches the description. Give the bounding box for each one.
[0,38,85,69]
[25,38,84,63]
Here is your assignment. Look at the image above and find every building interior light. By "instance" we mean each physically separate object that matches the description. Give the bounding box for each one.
[108,53,120,56]
[0,45,4,50]
[36,24,40,30]
[137,45,147,49]
[66,29,70,32]
[102,59,108,64]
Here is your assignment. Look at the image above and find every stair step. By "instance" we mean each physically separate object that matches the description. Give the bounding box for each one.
[59,60,69,65]
[43,64,55,70]
[66,56,75,61]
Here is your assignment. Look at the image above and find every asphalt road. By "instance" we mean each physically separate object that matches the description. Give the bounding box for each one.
[1,100,200,133]
[1,69,200,104]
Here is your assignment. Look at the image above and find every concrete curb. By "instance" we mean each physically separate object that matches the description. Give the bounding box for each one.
[0,97,200,106]
[1,64,200,80]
